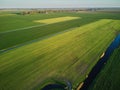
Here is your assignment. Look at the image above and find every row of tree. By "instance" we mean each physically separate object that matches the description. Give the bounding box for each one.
[16,9,98,15]
[17,9,82,15]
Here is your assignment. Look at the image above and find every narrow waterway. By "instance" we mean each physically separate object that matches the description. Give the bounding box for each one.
[42,84,65,90]
[80,34,120,90]
[42,80,72,90]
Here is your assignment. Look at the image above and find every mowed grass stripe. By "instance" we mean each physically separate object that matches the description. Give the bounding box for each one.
[0,14,15,17]
[34,16,80,24]
[0,19,119,90]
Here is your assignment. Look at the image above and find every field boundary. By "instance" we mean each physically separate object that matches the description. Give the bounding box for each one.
[0,27,78,54]
[0,24,48,34]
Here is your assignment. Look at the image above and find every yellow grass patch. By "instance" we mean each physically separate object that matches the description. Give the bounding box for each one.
[0,14,15,17]
[34,16,80,24]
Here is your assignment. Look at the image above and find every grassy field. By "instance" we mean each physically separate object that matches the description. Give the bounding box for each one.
[0,12,120,50]
[89,47,120,90]
[0,11,120,90]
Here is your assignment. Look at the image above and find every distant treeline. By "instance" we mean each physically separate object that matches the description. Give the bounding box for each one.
[14,8,120,15]
[15,9,95,15]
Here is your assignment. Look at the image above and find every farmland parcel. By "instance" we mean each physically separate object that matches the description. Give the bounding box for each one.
[0,11,120,90]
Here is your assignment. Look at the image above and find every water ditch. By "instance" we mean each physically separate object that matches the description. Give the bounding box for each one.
[42,80,72,90]
[79,34,120,90]
[42,84,65,90]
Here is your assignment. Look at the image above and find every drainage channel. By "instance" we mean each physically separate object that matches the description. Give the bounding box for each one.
[79,34,120,90]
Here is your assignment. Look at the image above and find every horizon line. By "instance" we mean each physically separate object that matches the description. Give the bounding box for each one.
[0,6,120,9]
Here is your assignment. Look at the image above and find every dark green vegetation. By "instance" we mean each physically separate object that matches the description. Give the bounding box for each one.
[89,47,120,90]
[0,11,120,90]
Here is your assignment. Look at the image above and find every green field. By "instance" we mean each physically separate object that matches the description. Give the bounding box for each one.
[0,12,120,50]
[89,47,120,90]
[0,11,120,90]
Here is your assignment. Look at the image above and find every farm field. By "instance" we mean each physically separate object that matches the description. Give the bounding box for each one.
[0,12,120,51]
[89,47,120,90]
[0,11,120,90]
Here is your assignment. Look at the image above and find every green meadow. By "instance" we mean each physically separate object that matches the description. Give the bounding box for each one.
[0,11,120,90]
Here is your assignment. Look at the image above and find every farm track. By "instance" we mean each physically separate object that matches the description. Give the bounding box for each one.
[0,24,47,34]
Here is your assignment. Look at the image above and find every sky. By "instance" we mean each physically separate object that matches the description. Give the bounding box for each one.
[0,0,120,8]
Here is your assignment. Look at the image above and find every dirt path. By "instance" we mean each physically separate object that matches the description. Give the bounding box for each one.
[0,24,48,34]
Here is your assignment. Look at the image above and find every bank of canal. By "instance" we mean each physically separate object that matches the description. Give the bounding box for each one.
[79,34,120,90]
